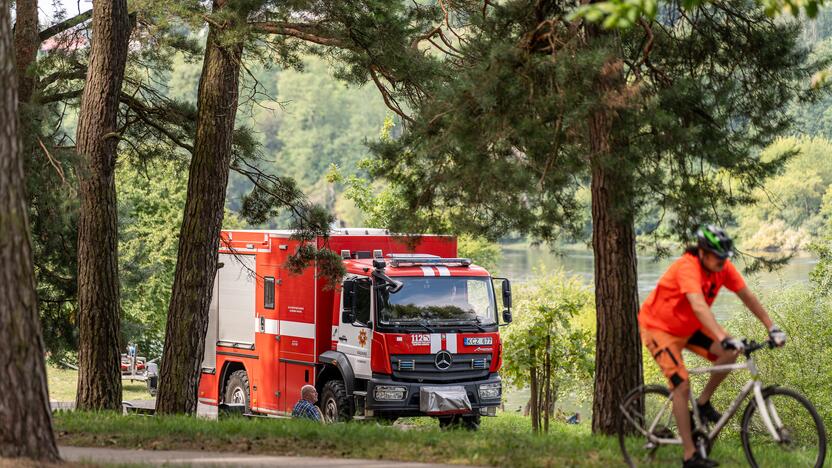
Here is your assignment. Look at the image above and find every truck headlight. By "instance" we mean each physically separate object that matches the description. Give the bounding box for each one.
[478,382,501,399]
[374,385,407,401]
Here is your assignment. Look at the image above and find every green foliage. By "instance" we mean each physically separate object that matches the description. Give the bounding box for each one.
[371,0,819,248]
[572,0,826,31]
[501,269,595,407]
[457,236,502,274]
[712,286,832,434]
[245,56,390,214]
[734,137,832,251]
[117,159,244,355]
[809,193,832,294]
[328,156,503,272]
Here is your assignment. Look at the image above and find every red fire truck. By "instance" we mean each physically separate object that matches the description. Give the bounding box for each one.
[196,228,512,428]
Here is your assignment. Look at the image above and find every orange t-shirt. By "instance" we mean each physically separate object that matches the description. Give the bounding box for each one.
[639,253,746,337]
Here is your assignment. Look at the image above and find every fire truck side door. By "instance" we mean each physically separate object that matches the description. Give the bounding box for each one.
[336,278,372,380]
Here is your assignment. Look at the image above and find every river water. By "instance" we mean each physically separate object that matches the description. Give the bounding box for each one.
[498,245,818,320]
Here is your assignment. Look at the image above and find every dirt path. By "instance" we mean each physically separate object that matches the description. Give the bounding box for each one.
[59,446,471,467]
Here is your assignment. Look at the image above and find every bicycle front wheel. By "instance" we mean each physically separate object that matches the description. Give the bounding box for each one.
[740,386,827,468]
[619,385,681,467]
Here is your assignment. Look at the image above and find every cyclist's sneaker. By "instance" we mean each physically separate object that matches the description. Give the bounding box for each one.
[682,453,719,468]
[697,400,722,425]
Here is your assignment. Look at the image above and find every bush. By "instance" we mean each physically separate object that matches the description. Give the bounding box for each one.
[501,268,595,432]
[719,287,832,430]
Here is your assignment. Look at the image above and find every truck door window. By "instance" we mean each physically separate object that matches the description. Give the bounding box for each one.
[354,279,371,325]
[467,279,491,315]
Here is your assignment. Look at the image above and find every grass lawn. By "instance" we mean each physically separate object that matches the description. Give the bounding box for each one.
[52,411,819,467]
[48,365,152,402]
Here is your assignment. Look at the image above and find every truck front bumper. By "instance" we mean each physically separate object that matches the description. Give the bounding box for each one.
[366,373,502,417]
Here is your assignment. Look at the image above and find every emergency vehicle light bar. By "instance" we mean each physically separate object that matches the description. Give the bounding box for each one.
[388,257,472,267]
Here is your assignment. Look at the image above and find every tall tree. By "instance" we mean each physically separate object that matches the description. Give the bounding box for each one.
[370,0,817,433]
[157,0,441,413]
[584,36,643,432]
[13,0,38,104]
[156,0,248,414]
[74,0,132,411]
[0,0,59,459]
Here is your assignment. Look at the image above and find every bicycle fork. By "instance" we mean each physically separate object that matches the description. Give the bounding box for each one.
[752,381,783,443]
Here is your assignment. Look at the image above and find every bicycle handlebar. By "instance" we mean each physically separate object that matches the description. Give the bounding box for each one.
[741,338,776,356]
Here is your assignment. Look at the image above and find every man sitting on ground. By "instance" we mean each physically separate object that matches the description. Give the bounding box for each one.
[292,384,323,422]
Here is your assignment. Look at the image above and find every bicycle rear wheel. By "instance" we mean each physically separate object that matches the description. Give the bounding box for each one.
[619,385,681,467]
[741,386,827,468]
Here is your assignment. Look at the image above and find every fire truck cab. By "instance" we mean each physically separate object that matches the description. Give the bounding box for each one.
[197,228,512,428]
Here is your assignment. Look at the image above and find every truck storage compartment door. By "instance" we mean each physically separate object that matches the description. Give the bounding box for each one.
[280,361,314,413]
[216,253,256,348]
[202,270,220,370]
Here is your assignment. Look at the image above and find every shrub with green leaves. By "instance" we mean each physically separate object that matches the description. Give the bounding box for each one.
[501,269,595,432]
[713,286,832,434]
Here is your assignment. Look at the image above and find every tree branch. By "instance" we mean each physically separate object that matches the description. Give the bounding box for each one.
[369,65,414,124]
[39,88,82,105]
[41,68,87,88]
[249,21,351,49]
[39,9,93,41]
[118,92,195,153]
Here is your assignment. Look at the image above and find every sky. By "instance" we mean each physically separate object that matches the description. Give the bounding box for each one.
[38,0,92,24]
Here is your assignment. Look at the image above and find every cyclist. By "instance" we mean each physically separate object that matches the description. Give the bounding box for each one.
[638,225,787,468]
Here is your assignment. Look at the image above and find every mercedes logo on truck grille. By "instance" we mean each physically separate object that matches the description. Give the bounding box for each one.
[434,351,453,370]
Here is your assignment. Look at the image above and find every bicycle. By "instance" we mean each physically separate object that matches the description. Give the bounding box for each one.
[618,339,827,467]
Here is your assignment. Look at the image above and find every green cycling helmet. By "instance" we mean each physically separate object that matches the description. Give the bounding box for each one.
[696,225,734,259]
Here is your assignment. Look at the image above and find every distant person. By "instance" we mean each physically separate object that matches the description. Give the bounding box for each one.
[291,385,322,422]
[566,412,581,424]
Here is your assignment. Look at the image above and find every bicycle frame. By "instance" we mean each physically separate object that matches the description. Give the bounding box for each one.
[626,353,783,448]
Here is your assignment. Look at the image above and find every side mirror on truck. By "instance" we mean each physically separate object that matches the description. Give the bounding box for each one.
[341,280,356,324]
[494,278,513,325]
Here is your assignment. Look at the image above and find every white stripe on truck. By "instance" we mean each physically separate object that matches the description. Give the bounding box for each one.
[430,333,442,354]
[445,333,457,353]
[279,320,316,339]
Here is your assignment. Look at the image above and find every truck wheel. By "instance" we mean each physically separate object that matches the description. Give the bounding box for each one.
[376,413,398,425]
[146,362,158,397]
[438,415,459,429]
[461,414,481,431]
[438,414,481,431]
[147,375,158,397]
[224,370,250,414]
[320,380,352,423]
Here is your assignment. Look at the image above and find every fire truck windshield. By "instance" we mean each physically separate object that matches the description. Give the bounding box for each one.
[376,276,496,325]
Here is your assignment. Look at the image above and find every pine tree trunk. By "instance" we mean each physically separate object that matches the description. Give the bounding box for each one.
[13,0,39,104]
[590,153,642,434]
[74,0,131,411]
[587,59,643,433]
[0,0,59,459]
[156,0,244,414]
